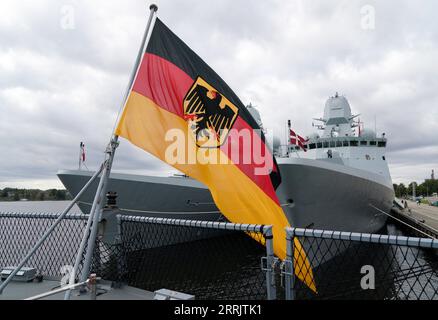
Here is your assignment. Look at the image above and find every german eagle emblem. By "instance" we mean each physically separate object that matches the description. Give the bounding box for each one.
[183,76,239,148]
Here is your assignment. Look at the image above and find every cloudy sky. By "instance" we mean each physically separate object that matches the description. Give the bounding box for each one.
[0,0,437,189]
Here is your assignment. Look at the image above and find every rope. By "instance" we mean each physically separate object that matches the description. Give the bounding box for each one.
[76,201,221,215]
[369,203,436,239]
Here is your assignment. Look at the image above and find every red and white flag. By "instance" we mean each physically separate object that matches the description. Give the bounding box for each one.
[80,142,86,162]
[290,129,308,152]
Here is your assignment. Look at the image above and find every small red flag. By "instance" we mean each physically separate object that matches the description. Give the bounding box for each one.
[290,129,308,151]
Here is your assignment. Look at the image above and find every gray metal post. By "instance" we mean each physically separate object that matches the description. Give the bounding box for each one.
[64,180,103,300]
[80,3,159,283]
[412,182,416,201]
[285,228,295,300]
[0,163,104,294]
[78,142,81,170]
[264,226,276,300]
[115,214,126,285]
[120,3,159,110]
[79,139,118,283]
[64,4,159,300]
[65,145,117,300]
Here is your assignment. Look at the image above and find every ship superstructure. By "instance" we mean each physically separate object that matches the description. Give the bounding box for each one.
[275,93,394,233]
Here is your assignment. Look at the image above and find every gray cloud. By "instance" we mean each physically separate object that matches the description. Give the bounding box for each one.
[0,0,437,189]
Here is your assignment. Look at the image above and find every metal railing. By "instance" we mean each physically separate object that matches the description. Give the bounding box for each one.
[3,208,438,300]
[284,227,438,300]
[0,212,88,281]
[0,210,277,300]
[93,215,277,300]
[0,164,103,294]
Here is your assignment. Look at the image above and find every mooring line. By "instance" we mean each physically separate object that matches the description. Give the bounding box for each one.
[76,201,221,215]
[369,203,436,239]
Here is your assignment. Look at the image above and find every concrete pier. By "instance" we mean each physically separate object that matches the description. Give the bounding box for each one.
[405,200,438,230]
[391,199,438,238]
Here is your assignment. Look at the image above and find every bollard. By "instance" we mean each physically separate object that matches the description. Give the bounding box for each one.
[105,191,118,209]
[98,192,126,286]
[99,191,123,245]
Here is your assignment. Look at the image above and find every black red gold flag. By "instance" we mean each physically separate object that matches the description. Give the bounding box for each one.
[116,18,315,291]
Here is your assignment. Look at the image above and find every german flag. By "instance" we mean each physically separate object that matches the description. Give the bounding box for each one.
[116,18,315,291]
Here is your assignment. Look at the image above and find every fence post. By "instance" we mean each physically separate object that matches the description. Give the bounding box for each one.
[264,226,277,300]
[285,228,295,300]
[115,214,126,285]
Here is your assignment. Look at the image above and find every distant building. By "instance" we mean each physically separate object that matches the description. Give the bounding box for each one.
[432,169,435,180]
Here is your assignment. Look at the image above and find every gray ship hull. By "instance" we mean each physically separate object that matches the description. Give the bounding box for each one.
[58,159,394,234]
[276,158,394,234]
[57,170,222,222]
[58,162,394,268]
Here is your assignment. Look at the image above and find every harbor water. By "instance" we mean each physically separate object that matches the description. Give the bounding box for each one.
[0,201,82,214]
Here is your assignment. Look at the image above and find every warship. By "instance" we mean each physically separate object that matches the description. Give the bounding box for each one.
[58,94,394,233]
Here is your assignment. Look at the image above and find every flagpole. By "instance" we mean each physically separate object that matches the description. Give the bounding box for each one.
[65,4,159,299]
[78,142,82,170]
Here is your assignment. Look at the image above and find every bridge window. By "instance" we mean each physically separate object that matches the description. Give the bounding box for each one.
[350,140,358,147]
[309,143,316,150]
[378,141,386,147]
[336,141,342,147]
[370,141,377,146]
[343,141,349,147]
[317,142,322,148]
[330,141,336,148]
[360,141,367,146]
[323,141,329,148]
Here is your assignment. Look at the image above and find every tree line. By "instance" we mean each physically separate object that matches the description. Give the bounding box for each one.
[393,179,438,198]
[0,188,72,201]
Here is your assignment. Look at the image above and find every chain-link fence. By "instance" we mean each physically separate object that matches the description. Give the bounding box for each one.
[90,215,277,300]
[0,212,87,279]
[3,210,438,300]
[0,211,276,299]
[284,228,438,300]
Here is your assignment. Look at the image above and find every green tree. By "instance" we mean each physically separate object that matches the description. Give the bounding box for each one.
[396,183,407,198]
[423,179,438,195]
[55,190,66,200]
[48,189,57,199]
[417,185,426,196]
